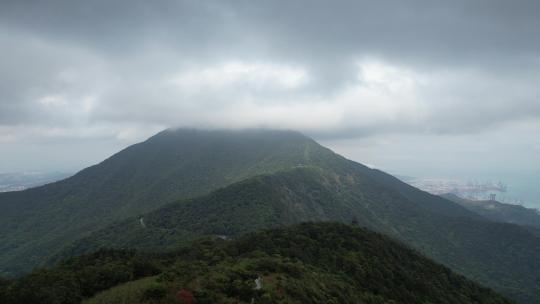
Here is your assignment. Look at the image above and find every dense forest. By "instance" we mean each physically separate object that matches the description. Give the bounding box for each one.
[0,223,512,304]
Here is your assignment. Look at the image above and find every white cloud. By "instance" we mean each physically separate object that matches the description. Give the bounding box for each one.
[142,59,427,134]
[38,95,67,107]
[169,61,309,91]
[76,58,539,140]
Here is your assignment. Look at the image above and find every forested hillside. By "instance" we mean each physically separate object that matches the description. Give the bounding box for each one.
[1,129,539,303]
[442,193,540,229]
[58,166,540,303]
[0,223,512,304]
[0,129,337,275]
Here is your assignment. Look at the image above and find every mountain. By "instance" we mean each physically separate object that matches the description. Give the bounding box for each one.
[59,166,540,303]
[1,128,539,303]
[0,223,513,304]
[59,165,484,257]
[0,129,338,276]
[55,166,447,255]
[441,193,540,229]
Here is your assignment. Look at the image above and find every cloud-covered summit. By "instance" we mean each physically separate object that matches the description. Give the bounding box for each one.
[1,0,539,200]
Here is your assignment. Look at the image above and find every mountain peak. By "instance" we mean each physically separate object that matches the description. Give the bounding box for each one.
[152,127,311,140]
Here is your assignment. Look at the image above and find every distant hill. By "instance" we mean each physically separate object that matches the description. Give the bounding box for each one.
[442,193,540,229]
[0,223,512,304]
[1,128,539,303]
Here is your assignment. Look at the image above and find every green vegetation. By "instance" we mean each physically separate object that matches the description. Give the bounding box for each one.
[58,165,453,255]
[83,276,159,304]
[442,193,540,229]
[0,249,161,304]
[0,129,336,275]
[1,128,539,303]
[1,223,513,304]
[59,166,540,303]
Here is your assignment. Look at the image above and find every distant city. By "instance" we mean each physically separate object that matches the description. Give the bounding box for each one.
[0,172,71,192]
[400,176,530,206]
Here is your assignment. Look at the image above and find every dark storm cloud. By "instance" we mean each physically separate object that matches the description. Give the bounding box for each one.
[3,1,540,72]
[0,0,540,139]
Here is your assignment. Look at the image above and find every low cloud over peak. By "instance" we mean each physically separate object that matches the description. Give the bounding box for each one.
[1,1,539,201]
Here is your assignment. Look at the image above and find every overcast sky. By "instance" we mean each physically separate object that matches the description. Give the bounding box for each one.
[1,1,539,205]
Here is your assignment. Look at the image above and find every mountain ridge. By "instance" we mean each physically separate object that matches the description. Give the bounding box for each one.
[1,223,513,304]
